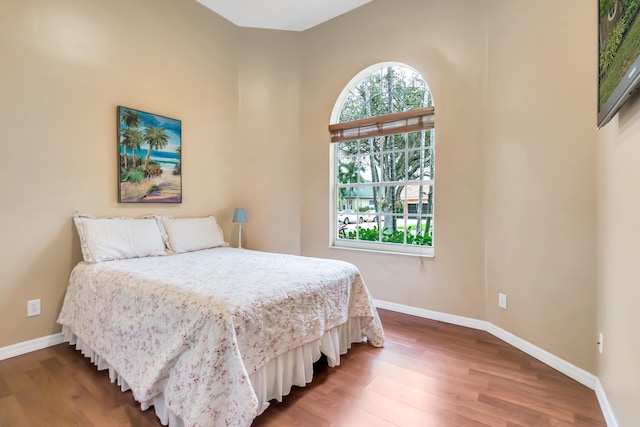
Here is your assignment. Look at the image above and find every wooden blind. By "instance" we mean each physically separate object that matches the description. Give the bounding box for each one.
[328,107,434,143]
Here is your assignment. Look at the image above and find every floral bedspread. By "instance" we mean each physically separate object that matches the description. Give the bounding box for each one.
[57,248,384,427]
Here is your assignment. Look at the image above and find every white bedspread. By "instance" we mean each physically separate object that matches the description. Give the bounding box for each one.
[57,248,384,427]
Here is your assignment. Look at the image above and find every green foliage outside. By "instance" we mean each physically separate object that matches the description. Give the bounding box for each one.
[341,225,432,246]
[337,65,434,246]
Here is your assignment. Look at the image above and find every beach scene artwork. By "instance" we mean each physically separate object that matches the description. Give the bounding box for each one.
[118,106,182,203]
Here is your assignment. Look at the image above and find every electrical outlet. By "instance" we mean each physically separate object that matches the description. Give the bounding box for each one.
[27,299,41,317]
[598,332,604,355]
[498,293,507,309]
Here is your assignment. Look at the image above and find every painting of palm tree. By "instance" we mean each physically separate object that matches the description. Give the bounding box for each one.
[117,106,182,203]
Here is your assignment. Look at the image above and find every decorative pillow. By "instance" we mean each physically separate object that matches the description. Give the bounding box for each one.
[73,213,167,262]
[160,216,227,253]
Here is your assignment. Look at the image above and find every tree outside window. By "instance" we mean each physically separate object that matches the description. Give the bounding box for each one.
[331,64,435,255]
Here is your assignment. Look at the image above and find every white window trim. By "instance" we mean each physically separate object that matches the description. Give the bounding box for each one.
[329,62,435,257]
[329,142,435,258]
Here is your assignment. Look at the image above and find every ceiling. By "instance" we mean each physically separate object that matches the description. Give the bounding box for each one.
[194,0,372,32]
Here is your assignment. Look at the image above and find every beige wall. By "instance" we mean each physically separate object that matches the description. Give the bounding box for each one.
[597,96,640,425]
[0,0,303,348]
[235,29,302,254]
[0,0,243,347]
[483,1,598,371]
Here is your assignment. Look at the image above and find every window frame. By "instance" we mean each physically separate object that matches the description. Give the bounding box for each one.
[329,63,435,257]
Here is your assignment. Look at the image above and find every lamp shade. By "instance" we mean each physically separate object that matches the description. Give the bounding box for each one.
[232,208,248,223]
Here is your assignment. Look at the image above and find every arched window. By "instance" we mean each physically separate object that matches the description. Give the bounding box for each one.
[329,63,434,256]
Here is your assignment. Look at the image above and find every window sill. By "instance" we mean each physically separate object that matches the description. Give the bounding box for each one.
[330,242,434,258]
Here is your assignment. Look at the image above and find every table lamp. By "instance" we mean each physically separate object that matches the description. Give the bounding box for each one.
[232,208,248,248]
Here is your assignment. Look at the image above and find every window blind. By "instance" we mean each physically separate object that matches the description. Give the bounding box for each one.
[328,107,434,143]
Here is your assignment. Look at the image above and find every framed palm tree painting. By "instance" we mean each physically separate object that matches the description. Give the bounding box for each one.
[117,106,182,203]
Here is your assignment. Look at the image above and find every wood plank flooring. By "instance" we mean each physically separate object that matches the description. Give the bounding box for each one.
[0,309,606,426]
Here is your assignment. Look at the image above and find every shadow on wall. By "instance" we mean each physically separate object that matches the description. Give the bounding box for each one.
[618,90,640,134]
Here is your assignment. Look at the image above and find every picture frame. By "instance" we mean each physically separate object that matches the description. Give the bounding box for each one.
[117,106,182,203]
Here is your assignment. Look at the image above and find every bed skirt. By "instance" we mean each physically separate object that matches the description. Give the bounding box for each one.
[61,317,365,426]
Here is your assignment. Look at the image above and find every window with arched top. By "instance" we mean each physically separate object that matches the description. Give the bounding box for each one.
[329,63,434,256]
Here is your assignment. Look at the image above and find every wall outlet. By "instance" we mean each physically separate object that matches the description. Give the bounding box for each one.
[598,332,604,355]
[498,293,507,309]
[27,299,41,317]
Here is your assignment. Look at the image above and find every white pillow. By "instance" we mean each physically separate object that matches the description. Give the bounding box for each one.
[161,216,227,253]
[74,213,167,262]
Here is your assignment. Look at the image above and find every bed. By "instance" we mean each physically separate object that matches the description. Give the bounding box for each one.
[57,214,385,427]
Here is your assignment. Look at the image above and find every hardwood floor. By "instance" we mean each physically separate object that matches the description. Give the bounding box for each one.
[0,309,606,426]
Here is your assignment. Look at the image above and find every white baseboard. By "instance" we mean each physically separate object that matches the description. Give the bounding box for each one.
[374,299,617,426]
[595,378,619,427]
[375,299,491,331]
[483,322,596,389]
[0,333,64,361]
